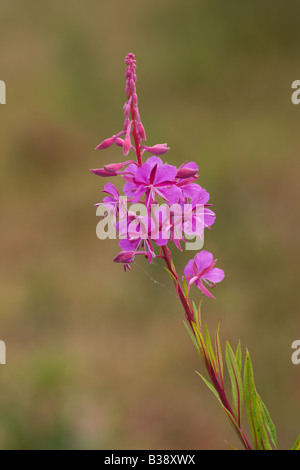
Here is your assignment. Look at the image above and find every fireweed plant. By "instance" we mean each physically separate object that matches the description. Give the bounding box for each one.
[90,53,300,450]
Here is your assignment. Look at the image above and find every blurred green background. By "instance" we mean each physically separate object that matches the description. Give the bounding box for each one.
[0,0,300,450]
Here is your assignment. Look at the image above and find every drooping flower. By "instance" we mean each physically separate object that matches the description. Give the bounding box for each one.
[113,251,135,272]
[184,251,224,299]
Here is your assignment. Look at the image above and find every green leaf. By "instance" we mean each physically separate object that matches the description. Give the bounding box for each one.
[195,371,222,405]
[163,267,177,284]
[291,433,300,450]
[243,349,272,450]
[257,393,278,449]
[183,276,189,299]
[197,296,203,329]
[192,322,208,367]
[205,323,217,373]
[235,341,242,373]
[197,370,251,450]
[221,407,250,450]
[225,341,244,426]
[192,301,201,329]
[215,321,224,387]
[183,321,199,353]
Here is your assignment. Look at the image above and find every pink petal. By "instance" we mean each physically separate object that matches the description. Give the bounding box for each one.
[154,164,177,185]
[184,259,195,279]
[196,279,216,299]
[194,251,214,273]
[103,183,119,199]
[203,268,225,284]
[158,186,182,204]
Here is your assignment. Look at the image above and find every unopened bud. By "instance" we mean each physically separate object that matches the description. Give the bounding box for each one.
[130,78,135,93]
[138,122,146,141]
[141,143,170,156]
[95,136,115,151]
[123,135,131,156]
[104,162,126,172]
[113,251,135,264]
[176,167,198,179]
[115,137,124,147]
[125,81,131,99]
[90,168,117,177]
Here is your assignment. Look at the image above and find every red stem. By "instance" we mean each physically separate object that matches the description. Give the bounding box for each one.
[161,246,252,450]
[130,101,142,166]
[130,100,252,450]
[161,245,194,327]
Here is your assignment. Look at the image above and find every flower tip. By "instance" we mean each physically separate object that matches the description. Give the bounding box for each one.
[123,135,131,156]
[176,167,198,179]
[95,136,115,151]
[90,168,117,177]
[113,251,135,264]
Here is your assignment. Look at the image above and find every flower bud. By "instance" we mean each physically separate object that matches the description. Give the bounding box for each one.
[130,78,135,93]
[89,168,117,177]
[138,122,146,141]
[95,136,115,151]
[176,167,198,179]
[125,81,131,99]
[113,251,135,264]
[123,102,131,117]
[123,116,130,132]
[115,137,124,147]
[104,162,126,172]
[141,143,170,156]
[123,134,131,156]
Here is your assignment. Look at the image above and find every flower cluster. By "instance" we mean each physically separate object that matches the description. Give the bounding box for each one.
[91,53,224,298]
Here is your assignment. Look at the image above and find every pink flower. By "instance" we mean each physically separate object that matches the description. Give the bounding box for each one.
[184,251,224,299]
[118,214,156,263]
[122,156,182,205]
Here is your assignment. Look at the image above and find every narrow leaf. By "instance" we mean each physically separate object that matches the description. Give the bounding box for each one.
[215,321,224,388]
[235,341,242,373]
[192,301,200,329]
[195,371,222,405]
[192,322,209,368]
[222,406,251,450]
[197,370,251,450]
[183,276,189,299]
[291,433,300,450]
[243,349,271,450]
[163,267,177,284]
[183,321,199,353]
[197,296,203,329]
[257,393,278,449]
[225,341,243,426]
[205,323,217,373]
